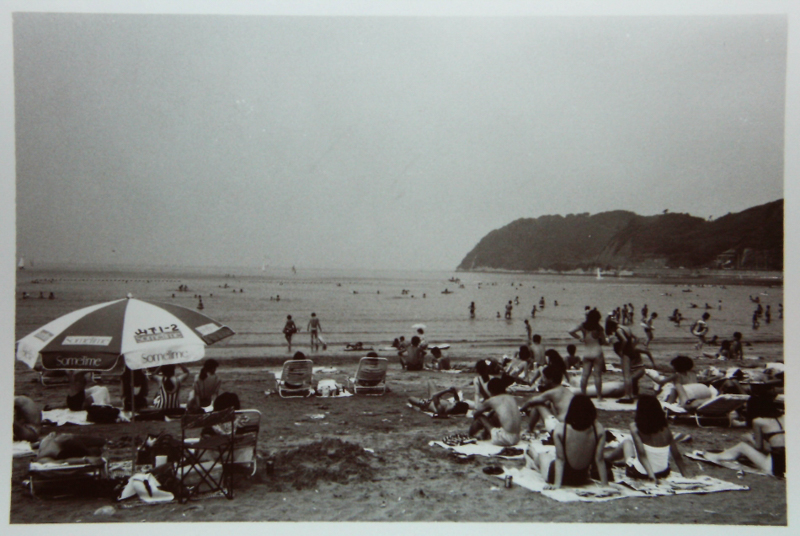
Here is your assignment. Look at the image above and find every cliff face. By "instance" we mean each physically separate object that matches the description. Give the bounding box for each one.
[457,199,783,272]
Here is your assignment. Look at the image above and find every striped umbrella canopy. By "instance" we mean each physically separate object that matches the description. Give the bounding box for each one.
[16,296,235,371]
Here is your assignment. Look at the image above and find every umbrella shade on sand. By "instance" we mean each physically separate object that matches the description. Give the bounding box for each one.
[16,295,235,372]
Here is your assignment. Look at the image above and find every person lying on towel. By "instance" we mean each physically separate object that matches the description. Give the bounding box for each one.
[408,384,471,417]
[604,395,691,483]
[468,378,521,447]
[525,395,609,489]
[36,432,106,465]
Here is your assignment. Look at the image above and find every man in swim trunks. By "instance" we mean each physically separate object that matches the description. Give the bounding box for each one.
[520,363,573,433]
[400,336,425,371]
[307,312,327,351]
[469,378,521,446]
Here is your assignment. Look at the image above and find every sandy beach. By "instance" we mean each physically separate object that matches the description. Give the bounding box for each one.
[9,268,786,524]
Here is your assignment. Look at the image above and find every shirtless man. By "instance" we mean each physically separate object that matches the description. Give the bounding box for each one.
[520,364,574,433]
[307,312,327,351]
[469,378,522,447]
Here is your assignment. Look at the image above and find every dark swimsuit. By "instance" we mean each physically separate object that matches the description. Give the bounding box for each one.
[548,424,599,486]
[764,419,785,478]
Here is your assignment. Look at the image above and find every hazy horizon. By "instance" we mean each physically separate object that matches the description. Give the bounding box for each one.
[12,11,787,271]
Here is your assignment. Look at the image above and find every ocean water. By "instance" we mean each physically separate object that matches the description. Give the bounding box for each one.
[15,266,783,361]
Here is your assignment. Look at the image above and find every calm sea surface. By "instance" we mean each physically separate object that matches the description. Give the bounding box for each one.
[15,265,783,361]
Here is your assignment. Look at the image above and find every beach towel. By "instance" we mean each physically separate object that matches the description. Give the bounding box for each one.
[430,439,525,459]
[13,441,36,458]
[590,399,638,412]
[686,451,771,477]
[493,466,748,502]
[42,407,129,426]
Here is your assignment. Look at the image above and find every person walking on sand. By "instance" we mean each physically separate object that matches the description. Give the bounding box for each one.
[283,315,298,353]
[642,312,657,347]
[691,312,710,350]
[307,312,327,352]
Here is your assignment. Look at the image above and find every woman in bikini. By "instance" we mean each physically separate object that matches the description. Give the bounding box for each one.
[704,395,785,478]
[526,394,609,489]
[604,395,691,483]
[187,359,222,413]
[569,309,607,401]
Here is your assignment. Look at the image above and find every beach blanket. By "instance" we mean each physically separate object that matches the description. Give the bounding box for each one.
[13,441,36,458]
[493,466,747,502]
[686,451,771,477]
[41,408,130,426]
[591,399,638,412]
[41,409,91,426]
[430,439,526,459]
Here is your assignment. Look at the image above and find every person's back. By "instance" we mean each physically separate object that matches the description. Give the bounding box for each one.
[531,336,546,368]
[484,394,521,435]
[556,421,598,472]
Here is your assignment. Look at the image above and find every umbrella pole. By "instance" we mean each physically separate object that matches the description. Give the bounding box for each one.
[129,367,137,472]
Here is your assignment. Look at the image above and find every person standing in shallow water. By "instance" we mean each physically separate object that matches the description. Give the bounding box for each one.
[307,312,327,352]
[283,315,298,353]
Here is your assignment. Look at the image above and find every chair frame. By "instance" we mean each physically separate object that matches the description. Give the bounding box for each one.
[666,394,750,427]
[177,407,236,502]
[349,357,389,395]
[231,409,261,477]
[28,458,108,497]
[277,359,315,398]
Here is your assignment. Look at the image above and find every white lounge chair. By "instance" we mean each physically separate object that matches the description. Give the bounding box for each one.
[277,359,315,398]
[348,357,388,395]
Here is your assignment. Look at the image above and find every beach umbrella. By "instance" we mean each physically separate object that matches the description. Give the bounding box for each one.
[16,295,235,372]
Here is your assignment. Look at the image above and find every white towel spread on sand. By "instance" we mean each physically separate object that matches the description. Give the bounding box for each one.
[494,466,748,502]
[590,399,638,412]
[41,409,91,426]
[13,441,36,458]
[430,440,525,459]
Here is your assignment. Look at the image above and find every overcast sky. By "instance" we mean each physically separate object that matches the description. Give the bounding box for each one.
[9,6,789,271]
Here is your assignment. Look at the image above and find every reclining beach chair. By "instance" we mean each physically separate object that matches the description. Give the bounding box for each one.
[277,359,314,398]
[348,356,388,395]
[665,394,750,427]
[176,407,236,502]
[231,409,261,477]
[27,457,108,497]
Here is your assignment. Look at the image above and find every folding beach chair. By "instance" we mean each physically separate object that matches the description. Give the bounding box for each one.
[348,357,389,395]
[231,409,261,477]
[665,394,750,427]
[277,359,314,397]
[176,407,236,502]
[38,370,69,387]
[27,458,108,497]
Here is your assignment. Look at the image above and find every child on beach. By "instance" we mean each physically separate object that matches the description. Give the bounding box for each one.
[642,312,657,347]
[604,395,691,482]
[691,312,711,350]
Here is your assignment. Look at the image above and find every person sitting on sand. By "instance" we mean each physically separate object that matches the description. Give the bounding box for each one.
[702,395,785,478]
[504,345,534,383]
[187,359,222,413]
[520,362,574,434]
[525,394,609,489]
[730,332,744,360]
[121,366,150,412]
[604,395,691,483]
[425,346,451,371]
[564,344,581,370]
[469,378,522,446]
[66,371,111,411]
[153,364,190,410]
[14,396,42,442]
[400,336,425,371]
[409,383,471,417]
[647,355,714,409]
